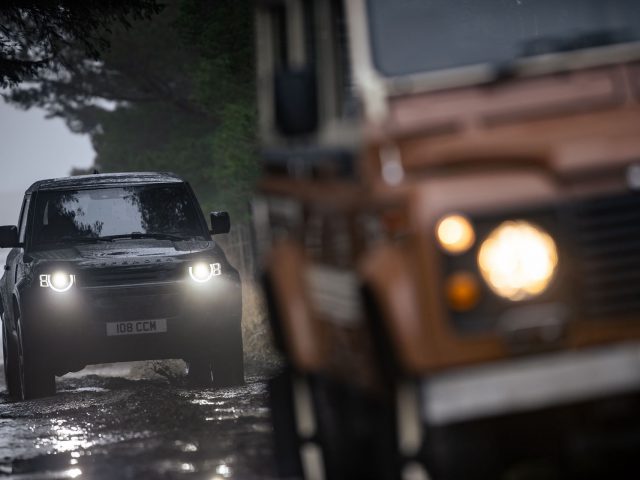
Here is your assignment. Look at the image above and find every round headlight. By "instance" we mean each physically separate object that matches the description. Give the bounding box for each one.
[477,221,558,301]
[436,214,475,254]
[49,272,75,293]
[189,263,214,283]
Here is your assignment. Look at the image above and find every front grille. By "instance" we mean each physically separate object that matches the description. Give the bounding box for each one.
[81,265,184,287]
[569,192,640,318]
[89,289,182,322]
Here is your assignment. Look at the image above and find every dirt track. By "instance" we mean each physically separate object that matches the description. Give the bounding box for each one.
[0,362,279,479]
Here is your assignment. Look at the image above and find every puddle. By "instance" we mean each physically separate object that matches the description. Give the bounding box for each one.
[0,364,277,479]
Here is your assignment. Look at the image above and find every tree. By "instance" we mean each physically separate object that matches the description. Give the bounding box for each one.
[0,0,162,88]
[5,0,258,221]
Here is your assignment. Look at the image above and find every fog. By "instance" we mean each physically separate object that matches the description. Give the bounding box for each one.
[0,100,93,269]
[0,100,94,226]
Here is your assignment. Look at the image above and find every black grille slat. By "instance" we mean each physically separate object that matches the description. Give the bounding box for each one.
[573,210,640,229]
[582,267,640,287]
[573,222,640,244]
[575,193,640,212]
[583,298,640,317]
[579,243,640,261]
[579,253,640,274]
[583,282,640,301]
[91,292,182,322]
[81,266,184,287]
[570,192,640,319]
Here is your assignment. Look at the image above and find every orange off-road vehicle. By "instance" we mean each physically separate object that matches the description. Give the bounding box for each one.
[254,1,640,479]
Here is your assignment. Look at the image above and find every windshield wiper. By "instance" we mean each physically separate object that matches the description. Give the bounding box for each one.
[490,28,637,83]
[520,29,635,57]
[99,232,192,241]
[45,235,113,245]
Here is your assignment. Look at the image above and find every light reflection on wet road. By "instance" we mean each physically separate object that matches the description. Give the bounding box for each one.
[0,363,279,479]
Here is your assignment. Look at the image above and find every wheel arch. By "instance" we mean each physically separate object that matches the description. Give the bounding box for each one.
[358,243,436,376]
[263,239,329,373]
[3,293,22,332]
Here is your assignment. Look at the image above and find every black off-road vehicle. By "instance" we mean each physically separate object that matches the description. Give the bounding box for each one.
[1,172,244,400]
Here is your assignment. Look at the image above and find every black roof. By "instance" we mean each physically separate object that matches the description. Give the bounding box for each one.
[26,172,184,194]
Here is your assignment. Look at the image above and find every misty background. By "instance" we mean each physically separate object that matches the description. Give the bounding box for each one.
[0,101,94,266]
[0,1,267,359]
[0,1,257,272]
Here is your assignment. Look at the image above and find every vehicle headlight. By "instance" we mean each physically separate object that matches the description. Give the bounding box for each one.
[189,262,222,283]
[436,214,475,254]
[477,221,558,301]
[39,272,76,293]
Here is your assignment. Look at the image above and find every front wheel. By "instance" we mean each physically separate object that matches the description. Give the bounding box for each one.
[16,314,56,400]
[186,357,213,387]
[186,319,244,389]
[186,351,244,389]
[210,320,244,388]
[270,370,387,480]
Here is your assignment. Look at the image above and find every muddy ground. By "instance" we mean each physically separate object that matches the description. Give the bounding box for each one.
[0,361,281,479]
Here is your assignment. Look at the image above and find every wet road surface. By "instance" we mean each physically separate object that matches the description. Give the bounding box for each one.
[0,362,279,479]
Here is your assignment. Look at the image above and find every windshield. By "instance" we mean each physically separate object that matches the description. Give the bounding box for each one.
[31,184,207,247]
[367,0,640,77]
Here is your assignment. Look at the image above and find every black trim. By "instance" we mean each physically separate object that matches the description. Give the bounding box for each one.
[262,147,356,179]
[26,172,183,194]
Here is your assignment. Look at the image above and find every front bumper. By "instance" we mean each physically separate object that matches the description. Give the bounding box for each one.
[422,342,640,426]
[19,273,242,373]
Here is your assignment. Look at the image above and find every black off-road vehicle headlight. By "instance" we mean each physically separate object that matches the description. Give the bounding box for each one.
[39,272,76,293]
[188,262,222,283]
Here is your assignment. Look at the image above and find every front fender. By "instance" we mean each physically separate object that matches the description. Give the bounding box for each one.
[265,240,328,373]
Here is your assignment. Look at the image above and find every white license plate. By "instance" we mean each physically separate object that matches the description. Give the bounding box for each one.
[106,319,167,336]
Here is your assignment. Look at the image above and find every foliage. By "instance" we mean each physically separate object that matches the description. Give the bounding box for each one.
[5,0,258,222]
[0,0,162,87]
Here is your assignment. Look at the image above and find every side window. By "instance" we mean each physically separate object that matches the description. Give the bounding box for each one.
[271,4,289,70]
[269,0,319,136]
[270,0,315,72]
[18,195,31,244]
[330,0,357,119]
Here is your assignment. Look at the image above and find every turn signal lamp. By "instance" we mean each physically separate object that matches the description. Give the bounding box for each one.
[446,272,481,311]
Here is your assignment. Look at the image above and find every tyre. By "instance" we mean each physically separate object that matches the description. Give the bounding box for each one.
[2,315,20,399]
[211,318,244,388]
[314,378,401,480]
[16,313,56,400]
[270,370,380,480]
[269,370,304,477]
[186,320,244,389]
[186,357,213,387]
[270,371,328,480]
[306,375,353,480]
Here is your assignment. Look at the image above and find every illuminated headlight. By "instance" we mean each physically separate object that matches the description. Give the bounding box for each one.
[436,214,475,254]
[477,221,558,301]
[39,272,76,293]
[189,262,222,283]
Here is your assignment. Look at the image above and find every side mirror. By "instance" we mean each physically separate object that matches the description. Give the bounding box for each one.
[210,211,231,235]
[0,225,19,248]
[274,67,318,136]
